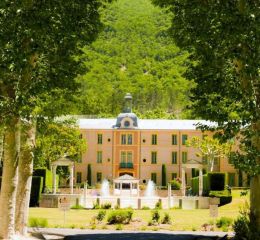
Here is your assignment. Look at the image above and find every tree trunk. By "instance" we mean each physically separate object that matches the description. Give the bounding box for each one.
[0,119,20,239]
[15,120,36,236]
[250,175,260,232]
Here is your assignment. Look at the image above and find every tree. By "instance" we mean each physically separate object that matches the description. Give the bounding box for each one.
[153,0,260,235]
[77,0,193,118]
[0,1,102,238]
[161,164,167,187]
[87,164,92,186]
[186,136,232,172]
[34,119,87,169]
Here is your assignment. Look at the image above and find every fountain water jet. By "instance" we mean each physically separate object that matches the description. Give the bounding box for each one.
[145,180,156,197]
[101,179,110,197]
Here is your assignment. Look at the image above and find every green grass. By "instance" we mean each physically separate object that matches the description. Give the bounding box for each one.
[29,190,249,231]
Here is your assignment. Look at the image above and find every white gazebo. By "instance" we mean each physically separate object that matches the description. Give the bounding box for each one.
[51,157,74,194]
[113,174,139,196]
[182,159,204,196]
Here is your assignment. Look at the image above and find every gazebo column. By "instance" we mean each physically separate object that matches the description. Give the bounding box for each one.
[199,169,203,196]
[52,165,57,194]
[130,183,132,196]
[69,165,74,194]
[182,168,186,196]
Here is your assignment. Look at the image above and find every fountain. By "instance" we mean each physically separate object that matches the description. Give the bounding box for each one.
[144,180,156,197]
[101,179,110,197]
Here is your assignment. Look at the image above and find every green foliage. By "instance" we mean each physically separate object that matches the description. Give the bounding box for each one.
[0,0,102,123]
[161,164,166,187]
[161,213,171,224]
[101,202,112,209]
[96,210,106,222]
[170,179,181,190]
[155,201,162,210]
[77,0,193,118]
[186,136,232,172]
[30,176,43,207]
[34,119,86,168]
[87,164,92,186]
[216,217,233,229]
[115,224,123,230]
[71,205,85,210]
[107,209,133,224]
[191,177,199,195]
[151,209,160,223]
[29,218,48,228]
[209,191,232,206]
[142,206,150,210]
[208,173,226,191]
[33,168,52,193]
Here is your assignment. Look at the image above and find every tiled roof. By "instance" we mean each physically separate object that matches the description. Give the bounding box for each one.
[78,118,215,130]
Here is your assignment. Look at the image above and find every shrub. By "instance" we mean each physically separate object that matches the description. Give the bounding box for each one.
[101,202,111,209]
[142,206,150,210]
[107,209,133,224]
[208,172,226,191]
[93,201,100,209]
[96,210,106,222]
[191,177,199,195]
[170,179,181,190]
[161,213,171,224]
[29,218,48,228]
[161,164,167,187]
[115,224,123,230]
[151,209,160,223]
[209,190,232,206]
[71,204,84,209]
[216,217,233,228]
[155,200,162,209]
[87,164,92,186]
[30,176,43,207]
[33,168,53,193]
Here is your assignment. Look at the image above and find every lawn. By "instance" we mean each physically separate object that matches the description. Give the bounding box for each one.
[29,190,249,231]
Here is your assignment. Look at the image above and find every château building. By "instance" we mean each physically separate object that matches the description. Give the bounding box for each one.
[75,94,244,187]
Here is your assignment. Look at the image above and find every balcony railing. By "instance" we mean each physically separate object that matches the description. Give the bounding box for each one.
[119,162,133,169]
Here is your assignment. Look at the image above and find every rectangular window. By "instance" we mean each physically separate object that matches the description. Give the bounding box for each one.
[182,134,188,145]
[151,134,157,145]
[97,172,102,183]
[120,151,133,168]
[214,156,220,165]
[172,134,177,145]
[228,173,235,187]
[182,152,188,163]
[121,134,133,145]
[97,134,102,144]
[151,173,157,184]
[151,151,157,164]
[97,151,102,163]
[76,172,82,184]
[172,173,177,180]
[172,152,177,164]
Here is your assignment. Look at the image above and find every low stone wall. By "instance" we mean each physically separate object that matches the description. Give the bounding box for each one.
[40,194,82,208]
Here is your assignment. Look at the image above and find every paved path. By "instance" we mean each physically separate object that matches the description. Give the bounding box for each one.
[29,229,231,240]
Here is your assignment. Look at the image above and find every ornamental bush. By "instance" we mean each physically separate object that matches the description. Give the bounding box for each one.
[107,209,133,224]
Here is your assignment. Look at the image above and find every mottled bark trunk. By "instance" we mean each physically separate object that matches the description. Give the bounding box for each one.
[15,120,36,235]
[250,175,260,232]
[0,119,20,239]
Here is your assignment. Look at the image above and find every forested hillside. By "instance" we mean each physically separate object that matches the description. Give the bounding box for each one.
[77,0,194,119]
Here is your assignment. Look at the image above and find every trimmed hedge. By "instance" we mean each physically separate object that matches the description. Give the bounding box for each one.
[30,176,43,207]
[191,172,226,196]
[208,172,225,191]
[209,190,232,206]
[161,164,166,187]
[33,168,52,193]
[191,177,199,195]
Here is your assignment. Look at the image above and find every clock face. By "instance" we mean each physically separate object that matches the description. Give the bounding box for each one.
[124,120,130,127]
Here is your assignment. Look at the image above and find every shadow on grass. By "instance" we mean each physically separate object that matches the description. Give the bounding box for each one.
[64,233,228,240]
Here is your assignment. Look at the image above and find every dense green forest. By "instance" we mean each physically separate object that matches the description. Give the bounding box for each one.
[77,0,194,119]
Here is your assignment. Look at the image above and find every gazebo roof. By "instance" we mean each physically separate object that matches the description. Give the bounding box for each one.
[182,159,203,169]
[113,174,139,183]
[51,157,74,167]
